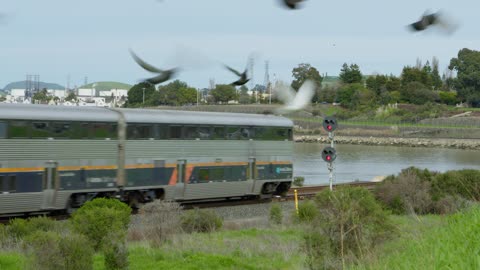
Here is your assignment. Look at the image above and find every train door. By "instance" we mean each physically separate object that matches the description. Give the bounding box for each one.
[42,161,59,209]
[173,160,186,200]
[248,157,257,193]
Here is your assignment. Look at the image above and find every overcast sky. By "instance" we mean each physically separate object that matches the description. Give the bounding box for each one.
[0,0,478,89]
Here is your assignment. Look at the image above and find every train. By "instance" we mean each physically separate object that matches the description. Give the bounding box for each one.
[0,103,294,216]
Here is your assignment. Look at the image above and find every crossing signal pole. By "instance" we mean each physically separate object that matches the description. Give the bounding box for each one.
[321,116,338,190]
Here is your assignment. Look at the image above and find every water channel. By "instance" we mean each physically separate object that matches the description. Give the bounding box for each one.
[294,143,480,185]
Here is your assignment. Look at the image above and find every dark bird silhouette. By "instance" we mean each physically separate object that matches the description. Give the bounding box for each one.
[408,11,458,34]
[281,0,304,9]
[129,49,178,85]
[224,65,249,86]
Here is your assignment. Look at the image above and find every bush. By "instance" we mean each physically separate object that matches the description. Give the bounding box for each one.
[181,208,223,233]
[375,167,434,214]
[431,169,480,201]
[293,176,305,187]
[71,198,131,251]
[139,200,183,246]
[103,231,129,270]
[303,230,336,270]
[432,195,472,215]
[24,231,93,270]
[314,187,394,266]
[294,200,317,223]
[269,203,283,225]
[8,216,58,240]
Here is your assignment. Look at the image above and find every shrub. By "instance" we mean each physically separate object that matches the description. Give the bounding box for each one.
[375,168,434,214]
[303,230,336,270]
[431,169,480,201]
[7,218,29,239]
[269,203,283,225]
[293,176,305,187]
[294,200,318,223]
[103,231,129,270]
[432,195,472,215]
[181,208,223,233]
[24,231,93,270]
[139,200,183,246]
[314,187,394,267]
[70,198,131,251]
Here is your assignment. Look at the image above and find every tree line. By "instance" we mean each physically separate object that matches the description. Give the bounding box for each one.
[126,48,480,108]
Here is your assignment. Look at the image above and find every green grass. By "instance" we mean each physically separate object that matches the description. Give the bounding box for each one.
[352,207,480,270]
[0,252,26,270]
[2,228,305,270]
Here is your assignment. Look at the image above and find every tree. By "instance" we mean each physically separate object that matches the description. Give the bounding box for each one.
[157,80,189,106]
[400,82,437,105]
[127,82,155,107]
[238,85,251,104]
[339,63,363,84]
[176,87,197,105]
[291,63,323,91]
[32,88,50,103]
[337,83,374,110]
[449,48,480,107]
[210,84,237,103]
[431,57,443,90]
[65,92,77,102]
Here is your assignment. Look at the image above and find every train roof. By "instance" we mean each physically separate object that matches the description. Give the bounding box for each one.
[0,104,293,127]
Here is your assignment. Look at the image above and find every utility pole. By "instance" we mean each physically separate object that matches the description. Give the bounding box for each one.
[142,88,145,106]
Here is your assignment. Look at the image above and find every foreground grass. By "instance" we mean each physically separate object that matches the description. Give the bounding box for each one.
[353,207,480,270]
[1,228,305,270]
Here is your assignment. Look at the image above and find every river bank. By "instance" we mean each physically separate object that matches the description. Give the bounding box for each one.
[294,135,480,150]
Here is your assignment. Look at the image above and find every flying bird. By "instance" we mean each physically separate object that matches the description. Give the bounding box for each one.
[274,80,316,114]
[280,0,305,9]
[224,64,249,86]
[408,11,458,34]
[129,49,178,85]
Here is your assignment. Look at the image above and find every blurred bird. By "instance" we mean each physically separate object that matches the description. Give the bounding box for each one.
[408,11,458,34]
[129,49,178,85]
[223,64,249,86]
[274,80,316,114]
[281,0,305,9]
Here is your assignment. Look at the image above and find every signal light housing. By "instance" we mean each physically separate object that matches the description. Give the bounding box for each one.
[323,116,338,132]
[321,146,337,163]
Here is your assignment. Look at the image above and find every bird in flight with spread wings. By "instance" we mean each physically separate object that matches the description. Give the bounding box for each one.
[274,80,316,114]
[129,49,178,85]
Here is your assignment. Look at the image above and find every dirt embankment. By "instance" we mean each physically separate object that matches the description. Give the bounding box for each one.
[294,135,480,150]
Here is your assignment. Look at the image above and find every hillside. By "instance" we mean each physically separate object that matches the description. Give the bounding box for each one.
[3,81,65,91]
[80,81,132,91]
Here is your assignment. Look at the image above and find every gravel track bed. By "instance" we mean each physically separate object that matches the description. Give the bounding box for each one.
[208,201,296,221]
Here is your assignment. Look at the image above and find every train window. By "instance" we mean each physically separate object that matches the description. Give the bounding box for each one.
[169,126,183,139]
[210,168,224,181]
[254,127,289,140]
[0,122,6,138]
[197,127,211,139]
[31,122,51,138]
[226,127,241,140]
[51,122,71,138]
[128,125,153,139]
[8,175,16,192]
[70,123,90,139]
[184,126,198,139]
[198,169,209,181]
[0,176,4,192]
[155,125,168,139]
[9,121,30,138]
[288,129,293,140]
[91,123,117,139]
[212,126,225,139]
[240,127,254,139]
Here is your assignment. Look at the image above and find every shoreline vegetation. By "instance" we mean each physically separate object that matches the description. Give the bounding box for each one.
[294,135,480,150]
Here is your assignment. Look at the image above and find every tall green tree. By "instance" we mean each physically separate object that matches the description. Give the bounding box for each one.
[431,57,443,90]
[127,82,155,107]
[449,48,480,107]
[32,88,50,103]
[210,84,237,103]
[238,85,251,104]
[339,63,363,84]
[291,63,323,91]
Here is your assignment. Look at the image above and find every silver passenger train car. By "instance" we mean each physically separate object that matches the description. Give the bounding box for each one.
[0,104,294,216]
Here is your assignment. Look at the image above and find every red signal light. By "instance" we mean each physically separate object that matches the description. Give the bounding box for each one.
[326,155,331,161]
[327,125,332,130]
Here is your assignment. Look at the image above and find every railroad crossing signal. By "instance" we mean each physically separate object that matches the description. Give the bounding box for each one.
[321,146,336,163]
[323,116,338,132]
